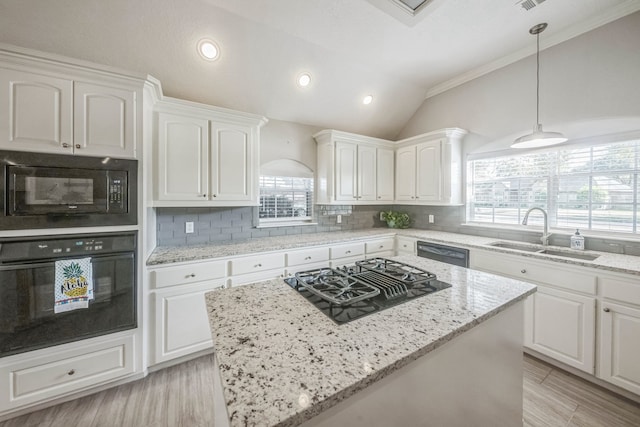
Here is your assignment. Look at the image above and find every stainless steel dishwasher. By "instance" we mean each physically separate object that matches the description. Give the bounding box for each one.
[417,241,469,267]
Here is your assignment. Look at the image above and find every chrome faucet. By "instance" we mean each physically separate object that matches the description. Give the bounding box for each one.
[522,207,552,246]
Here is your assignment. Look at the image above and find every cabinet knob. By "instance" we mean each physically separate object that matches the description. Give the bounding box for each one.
[255,263,262,268]
[521,269,527,274]
[346,250,351,254]
[603,307,611,312]
[187,273,196,278]
[75,144,81,149]
[377,196,381,199]
[62,143,70,148]
[202,194,207,198]
[305,256,312,260]
[379,245,384,249]
[213,194,217,198]
[68,369,75,376]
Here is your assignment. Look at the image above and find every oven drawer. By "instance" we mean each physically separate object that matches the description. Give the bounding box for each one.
[330,242,365,260]
[151,260,227,288]
[230,252,285,276]
[287,247,330,267]
[0,335,134,410]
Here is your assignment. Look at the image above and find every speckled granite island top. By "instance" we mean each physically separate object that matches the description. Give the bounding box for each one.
[205,255,537,427]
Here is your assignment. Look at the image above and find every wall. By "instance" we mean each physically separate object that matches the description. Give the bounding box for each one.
[260,118,321,171]
[397,12,640,154]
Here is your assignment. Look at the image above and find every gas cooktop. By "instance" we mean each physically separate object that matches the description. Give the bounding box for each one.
[285,258,451,324]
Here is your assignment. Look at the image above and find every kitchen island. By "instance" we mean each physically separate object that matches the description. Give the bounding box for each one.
[206,255,537,427]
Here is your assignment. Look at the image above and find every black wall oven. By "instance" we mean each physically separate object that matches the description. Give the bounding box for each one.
[0,232,137,357]
[0,150,137,230]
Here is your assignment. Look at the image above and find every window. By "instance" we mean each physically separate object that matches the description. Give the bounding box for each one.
[259,175,313,222]
[467,140,640,234]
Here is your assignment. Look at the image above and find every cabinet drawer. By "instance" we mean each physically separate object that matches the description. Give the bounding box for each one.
[600,275,640,306]
[365,238,395,254]
[230,252,285,276]
[229,269,284,287]
[1,335,134,409]
[151,260,226,289]
[330,242,365,260]
[472,250,596,295]
[396,236,416,254]
[287,247,330,267]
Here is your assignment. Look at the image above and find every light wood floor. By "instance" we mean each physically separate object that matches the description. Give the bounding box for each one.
[2,353,639,426]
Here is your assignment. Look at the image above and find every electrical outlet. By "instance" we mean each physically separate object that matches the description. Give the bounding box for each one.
[379,212,385,221]
[336,214,342,224]
[185,221,195,233]
[428,215,435,224]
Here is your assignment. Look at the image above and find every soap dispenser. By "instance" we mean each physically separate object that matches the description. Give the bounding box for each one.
[570,229,585,251]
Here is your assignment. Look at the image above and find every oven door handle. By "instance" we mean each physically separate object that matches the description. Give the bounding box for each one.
[0,253,132,270]
[0,261,56,270]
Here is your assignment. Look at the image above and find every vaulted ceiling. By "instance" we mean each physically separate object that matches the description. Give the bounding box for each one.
[0,0,638,139]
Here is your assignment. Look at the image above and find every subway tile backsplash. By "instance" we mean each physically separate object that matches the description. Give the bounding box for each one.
[155,205,640,255]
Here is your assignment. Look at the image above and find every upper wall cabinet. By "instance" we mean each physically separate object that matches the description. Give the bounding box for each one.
[154,98,267,207]
[0,62,140,158]
[394,128,467,206]
[314,130,395,205]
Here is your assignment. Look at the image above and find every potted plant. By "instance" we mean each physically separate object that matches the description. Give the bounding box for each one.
[380,211,411,229]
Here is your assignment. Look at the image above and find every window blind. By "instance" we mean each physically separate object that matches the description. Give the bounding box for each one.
[467,140,640,233]
[259,175,313,221]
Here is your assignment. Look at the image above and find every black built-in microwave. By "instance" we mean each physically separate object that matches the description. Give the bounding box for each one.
[0,150,137,229]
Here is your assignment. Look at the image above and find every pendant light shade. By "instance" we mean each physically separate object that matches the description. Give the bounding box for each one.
[512,23,567,149]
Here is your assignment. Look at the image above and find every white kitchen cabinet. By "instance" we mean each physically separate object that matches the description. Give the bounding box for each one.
[149,259,227,364]
[0,69,138,158]
[154,98,267,206]
[0,335,134,412]
[394,128,467,205]
[0,68,73,153]
[365,237,395,259]
[376,147,395,201]
[228,252,286,286]
[314,130,395,204]
[525,286,596,373]
[330,241,366,267]
[396,236,417,255]
[73,81,136,158]
[154,281,224,364]
[598,274,640,395]
[471,249,597,373]
[157,112,209,201]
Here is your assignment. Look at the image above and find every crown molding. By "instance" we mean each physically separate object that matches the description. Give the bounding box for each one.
[425,0,640,99]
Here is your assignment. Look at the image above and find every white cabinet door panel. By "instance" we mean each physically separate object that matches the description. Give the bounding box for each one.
[525,286,595,373]
[154,281,224,363]
[395,146,415,201]
[599,302,640,395]
[357,144,376,202]
[376,147,394,201]
[157,113,209,201]
[335,141,357,201]
[211,122,253,201]
[74,82,135,158]
[0,69,72,153]
[416,140,441,201]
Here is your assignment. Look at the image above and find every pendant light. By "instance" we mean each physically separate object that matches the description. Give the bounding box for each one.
[512,23,567,149]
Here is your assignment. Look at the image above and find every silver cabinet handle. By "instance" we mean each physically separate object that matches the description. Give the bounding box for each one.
[255,263,262,268]
[379,245,384,249]
[603,307,611,312]
[75,144,81,149]
[521,269,527,273]
[202,194,207,198]
[68,369,75,376]
[213,194,217,197]
[187,273,196,278]
[345,250,351,254]
[305,256,312,260]
[62,143,70,148]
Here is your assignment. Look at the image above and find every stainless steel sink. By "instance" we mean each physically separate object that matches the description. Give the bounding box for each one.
[537,249,600,261]
[488,242,544,252]
[488,241,600,261]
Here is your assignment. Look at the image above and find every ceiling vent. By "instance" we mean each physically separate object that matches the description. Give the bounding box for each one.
[516,0,546,11]
[366,0,438,26]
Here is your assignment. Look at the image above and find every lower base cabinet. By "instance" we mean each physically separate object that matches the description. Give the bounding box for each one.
[525,286,596,373]
[0,334,135,413]
[154,281,224,364]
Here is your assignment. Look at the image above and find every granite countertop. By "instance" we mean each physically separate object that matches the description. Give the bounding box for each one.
[206,255,537,427]
[147,228,640,276]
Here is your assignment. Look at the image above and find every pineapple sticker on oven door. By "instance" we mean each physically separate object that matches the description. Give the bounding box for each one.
[61,262,89,298]
[54,257,94,313]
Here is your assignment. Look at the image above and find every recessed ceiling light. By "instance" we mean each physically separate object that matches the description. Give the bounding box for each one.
[197,39,220,61]
[297,73,311,87]
[363,95,373,105]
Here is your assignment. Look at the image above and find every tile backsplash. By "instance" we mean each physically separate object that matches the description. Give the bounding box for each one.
[155,205,640,255]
